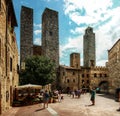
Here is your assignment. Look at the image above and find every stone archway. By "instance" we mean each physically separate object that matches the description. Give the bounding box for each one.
[98,81,109,93]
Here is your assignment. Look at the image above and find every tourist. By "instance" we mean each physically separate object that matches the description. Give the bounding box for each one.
[58,90,62,102]
[77,89,81,98]
[71,90,75,98]
[117,91,120,111]
[43,90,50,108]
[90,87,96,105]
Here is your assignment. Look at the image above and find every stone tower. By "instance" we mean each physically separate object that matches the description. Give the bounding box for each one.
[70,53,80,68]
[83,27,96,67]
[20,6,33,68]
[42,8,59,68]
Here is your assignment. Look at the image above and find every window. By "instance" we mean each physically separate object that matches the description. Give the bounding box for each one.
[73,79,75,83]
[87,74,89,78]
[10,57,12,71]
[49,31,52,36]
[104,74,107,77]
[100,73,102,77]
[17,64,19,74]
[82,80,84,83]
[73,72,75,75]
[94,73,97,77]
[90,60,94,67]
[87,80,89,84]
[67,79,69,83]
[63,72,65,76]
[82,74,84,78]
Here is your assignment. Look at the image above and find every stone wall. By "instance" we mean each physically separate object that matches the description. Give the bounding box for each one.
[70,53,80,68]
[0,0,19,114]
[33,45,42,56]
[107,39,120,94]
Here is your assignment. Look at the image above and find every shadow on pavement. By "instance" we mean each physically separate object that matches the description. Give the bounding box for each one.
[97,93,115,100]
[35,108,45,112]
[85,104,95,107]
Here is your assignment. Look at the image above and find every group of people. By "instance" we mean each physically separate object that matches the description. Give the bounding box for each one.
[41,87,120,111]
[42,90,63,109]
[67,87,96,105]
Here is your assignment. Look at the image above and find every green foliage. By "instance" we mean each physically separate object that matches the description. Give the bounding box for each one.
[19,56,56,86]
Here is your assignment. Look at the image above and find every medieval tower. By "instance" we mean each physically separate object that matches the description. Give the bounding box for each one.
[83,27,96,67]
[70,53,80,68]
[42,8,59,68]
[20,6,33,67]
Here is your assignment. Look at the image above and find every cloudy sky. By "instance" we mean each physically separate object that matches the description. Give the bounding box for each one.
[13,0,120,66]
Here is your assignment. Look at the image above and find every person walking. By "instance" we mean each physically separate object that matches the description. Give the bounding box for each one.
[90,87,96,105]
[43,90,50,108]
[58,90,62,102]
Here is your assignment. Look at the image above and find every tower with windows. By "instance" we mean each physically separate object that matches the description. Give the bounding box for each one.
[83,27,96,67]
[42,8,59,68]
[20,6,33,68]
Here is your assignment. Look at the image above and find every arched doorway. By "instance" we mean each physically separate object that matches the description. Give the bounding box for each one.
[99,81,109,93]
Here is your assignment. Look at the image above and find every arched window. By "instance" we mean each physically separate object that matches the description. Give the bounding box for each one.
[67,79,70,83]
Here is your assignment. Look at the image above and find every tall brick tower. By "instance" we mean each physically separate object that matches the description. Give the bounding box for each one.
[42,8,59,68]
[83,27,96,67]
[20,6,33,68]
[70,53,80,68]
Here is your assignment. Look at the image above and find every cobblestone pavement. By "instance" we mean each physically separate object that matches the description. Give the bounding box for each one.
[1,93,120,116]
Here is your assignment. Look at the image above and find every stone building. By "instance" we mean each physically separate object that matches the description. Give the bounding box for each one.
[58,27,108,92]
[58,54,108,91]
[20,6,33,67]
[0,0,19,114]
[42,8,59,68]
[107,39,120,94]
[83,27,96,67]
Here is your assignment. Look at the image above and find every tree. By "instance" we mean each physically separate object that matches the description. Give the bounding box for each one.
[19,56,56,86]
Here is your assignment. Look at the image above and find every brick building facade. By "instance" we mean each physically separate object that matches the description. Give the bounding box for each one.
[0,0,19,114]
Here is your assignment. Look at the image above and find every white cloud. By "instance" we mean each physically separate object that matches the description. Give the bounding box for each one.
[34,23,41,28]
[64,0,113,25]
[70,27,85,34]
[34,30,41,35]
[60,36,83,65]
[34,38,41,45]
[97,60,108,66]
[62,0,120,66]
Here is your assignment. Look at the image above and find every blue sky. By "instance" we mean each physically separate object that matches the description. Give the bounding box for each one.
[13,0,120,66]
